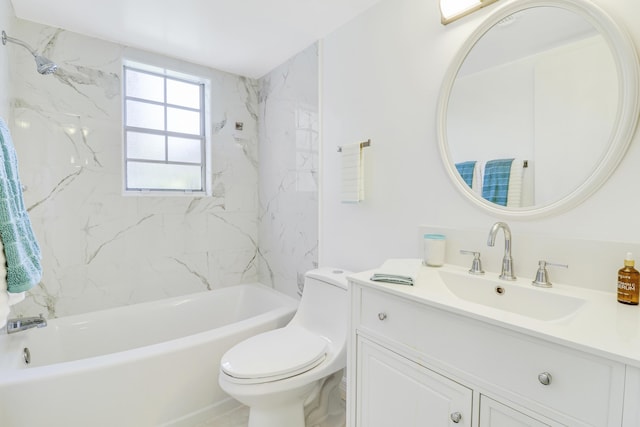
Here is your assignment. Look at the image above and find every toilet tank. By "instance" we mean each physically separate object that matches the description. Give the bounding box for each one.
[289,268,350,341]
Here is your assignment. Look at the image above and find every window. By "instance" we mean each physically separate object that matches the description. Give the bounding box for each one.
[123,65,208,193]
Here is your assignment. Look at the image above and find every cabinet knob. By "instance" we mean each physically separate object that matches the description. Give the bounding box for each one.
[377,312,387,321]
[450,412,462,423]
[538,372,552,386]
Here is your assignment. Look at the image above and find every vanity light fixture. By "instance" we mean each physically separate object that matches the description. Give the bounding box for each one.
[440,0,500,25]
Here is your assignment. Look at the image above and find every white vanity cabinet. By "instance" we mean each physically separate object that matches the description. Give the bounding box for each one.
[478,395,563,427]
[357,336,472,426]
[347,281,627,427]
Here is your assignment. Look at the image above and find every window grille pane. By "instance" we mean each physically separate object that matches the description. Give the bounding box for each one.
[167,107,200,135]
[126,69,164,102]
[126,132,166,161]
[167,79,201,109]
[123,64,207,194]
[126,100,165,131]
[127,161,202,191]
[168,137,202,163]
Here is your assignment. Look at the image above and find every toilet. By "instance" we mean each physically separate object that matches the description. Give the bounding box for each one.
[218,268,350,427]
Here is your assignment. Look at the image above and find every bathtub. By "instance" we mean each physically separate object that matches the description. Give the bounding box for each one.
[0,283,298,427]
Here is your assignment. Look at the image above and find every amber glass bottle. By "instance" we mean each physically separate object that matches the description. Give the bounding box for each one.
[618,253,639,305]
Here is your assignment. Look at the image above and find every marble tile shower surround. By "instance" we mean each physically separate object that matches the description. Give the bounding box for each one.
[7,20,261,318]
[0,0,12,119]
[257,44,319,298]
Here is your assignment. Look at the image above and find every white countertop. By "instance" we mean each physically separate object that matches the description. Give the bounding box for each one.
[349,264,640,368]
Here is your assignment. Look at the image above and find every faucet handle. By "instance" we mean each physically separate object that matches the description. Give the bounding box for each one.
[532,260,568,288]
[460,250,485,275]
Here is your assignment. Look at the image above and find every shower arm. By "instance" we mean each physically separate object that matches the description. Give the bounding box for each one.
[2,30,58,75]
[1,31,38,57]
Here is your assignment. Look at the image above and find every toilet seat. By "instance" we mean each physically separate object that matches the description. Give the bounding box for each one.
[221,326,328,384]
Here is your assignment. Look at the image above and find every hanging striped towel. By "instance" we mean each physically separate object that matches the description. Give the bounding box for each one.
[482,158,514,206]
[471,161,483,195]
[455,161,476,187]
[340,142,365,203]
[506,160,525,208]
[0,118,42,293]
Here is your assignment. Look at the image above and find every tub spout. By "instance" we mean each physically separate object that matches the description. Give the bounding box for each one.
[6,314,47,334]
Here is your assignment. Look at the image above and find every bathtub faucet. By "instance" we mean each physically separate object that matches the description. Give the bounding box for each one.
[6,314,47,334]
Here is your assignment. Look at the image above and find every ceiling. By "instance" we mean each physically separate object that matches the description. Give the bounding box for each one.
[10,0,382,79]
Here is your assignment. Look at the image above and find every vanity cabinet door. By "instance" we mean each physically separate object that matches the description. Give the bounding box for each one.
[479,395,564,427]
[356,337,472,427]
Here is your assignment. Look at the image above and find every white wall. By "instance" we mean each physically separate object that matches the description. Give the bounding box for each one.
[534,36,617,205]
[0,0,13,119]
[320,0,640,283]
[448,57,535,164]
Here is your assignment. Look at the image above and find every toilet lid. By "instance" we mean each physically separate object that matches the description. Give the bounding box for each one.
[221,326,328,384]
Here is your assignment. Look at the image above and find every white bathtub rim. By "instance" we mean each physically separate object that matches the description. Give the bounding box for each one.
[45,282,295,325]
[0,306,296,384]
[0,283,298,385]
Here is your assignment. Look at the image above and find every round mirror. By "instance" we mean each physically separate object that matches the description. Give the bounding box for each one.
[437,0,640,218]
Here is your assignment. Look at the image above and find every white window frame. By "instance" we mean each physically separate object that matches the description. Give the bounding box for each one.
[122,63,210,195]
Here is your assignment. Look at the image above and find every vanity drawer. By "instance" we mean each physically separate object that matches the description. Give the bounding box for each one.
[357,286,624,426]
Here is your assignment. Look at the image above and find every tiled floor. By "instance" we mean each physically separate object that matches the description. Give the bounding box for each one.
[195,400,346,427]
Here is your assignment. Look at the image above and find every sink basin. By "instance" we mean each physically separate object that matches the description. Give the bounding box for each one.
[437,270,586,321]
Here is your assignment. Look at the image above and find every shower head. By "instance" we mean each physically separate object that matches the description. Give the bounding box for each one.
[34,54,58,75]
[2,30,58,75]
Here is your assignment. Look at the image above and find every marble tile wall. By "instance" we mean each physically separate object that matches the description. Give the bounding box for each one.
[257,44,319,298]
[0,0,12,119]
[8,19,260,318]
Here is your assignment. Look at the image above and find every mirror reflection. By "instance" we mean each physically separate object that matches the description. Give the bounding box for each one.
[446,6,618,208]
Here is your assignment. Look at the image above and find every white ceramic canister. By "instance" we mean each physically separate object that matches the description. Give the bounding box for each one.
[423,234,446,267]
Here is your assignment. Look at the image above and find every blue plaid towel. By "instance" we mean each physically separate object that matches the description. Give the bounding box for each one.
[455,161,477,187]
[482,159,514,206]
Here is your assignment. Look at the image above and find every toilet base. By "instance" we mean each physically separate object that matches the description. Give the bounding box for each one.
[239,381,322,427]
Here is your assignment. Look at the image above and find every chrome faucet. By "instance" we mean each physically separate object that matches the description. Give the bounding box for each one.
[487,222,516,281]
[6,314,47,334]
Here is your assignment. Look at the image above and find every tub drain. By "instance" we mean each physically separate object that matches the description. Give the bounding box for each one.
[23,347,31,365]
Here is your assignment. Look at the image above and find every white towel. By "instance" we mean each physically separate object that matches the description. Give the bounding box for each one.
[340,142,364,203]
[472,161,483,195]
[0,238,23,329]
[370,258,422,286]
[506,159,525,208]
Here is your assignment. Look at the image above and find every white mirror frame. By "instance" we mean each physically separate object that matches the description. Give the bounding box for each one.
[437,0,640,219]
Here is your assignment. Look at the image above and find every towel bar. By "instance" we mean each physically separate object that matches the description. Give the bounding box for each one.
[337,139,371,153]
